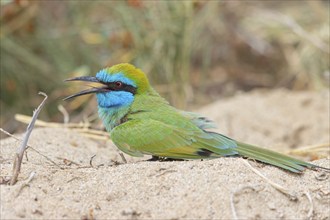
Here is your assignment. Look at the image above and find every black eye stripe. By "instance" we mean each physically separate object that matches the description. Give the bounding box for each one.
[107,82,137,94]
[122,84,137,94]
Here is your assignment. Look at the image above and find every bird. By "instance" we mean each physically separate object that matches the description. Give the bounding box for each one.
[64,63,329,173]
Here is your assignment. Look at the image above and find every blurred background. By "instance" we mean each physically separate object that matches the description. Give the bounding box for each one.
[1,0,329,134]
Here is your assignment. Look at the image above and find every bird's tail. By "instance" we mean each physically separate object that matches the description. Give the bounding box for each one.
[236,141,329,173]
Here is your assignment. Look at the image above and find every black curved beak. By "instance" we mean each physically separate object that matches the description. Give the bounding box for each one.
[63,76,107,101]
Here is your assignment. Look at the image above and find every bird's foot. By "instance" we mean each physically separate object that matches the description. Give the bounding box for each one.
[147,156,161,161]
[146,156,185,162]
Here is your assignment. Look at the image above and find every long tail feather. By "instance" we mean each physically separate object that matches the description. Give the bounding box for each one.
[236,141,329,173]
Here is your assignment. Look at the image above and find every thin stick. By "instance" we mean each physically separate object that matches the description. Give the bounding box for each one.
[293,143,330,150]
[0,128,61,168]
[15,115,110,140]
[89,155,96,167]
[15,114,84,128]
[286,143,330,157]
[304,190,314,220]
[79,133,109,141]
[10,92,47,185]
[58,105,69,124]
[75,128,109,136]
[15,171,36,197]
[242,159,297,200]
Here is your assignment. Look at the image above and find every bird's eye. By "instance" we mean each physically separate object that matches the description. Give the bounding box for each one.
[115,81,122,88]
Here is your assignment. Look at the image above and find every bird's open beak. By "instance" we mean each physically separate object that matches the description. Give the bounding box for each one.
[63,76,108,100]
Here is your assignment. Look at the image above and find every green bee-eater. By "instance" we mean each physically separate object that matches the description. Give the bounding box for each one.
[64,63,328,173]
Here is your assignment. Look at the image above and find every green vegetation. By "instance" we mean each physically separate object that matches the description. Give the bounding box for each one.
[1,1,329,132]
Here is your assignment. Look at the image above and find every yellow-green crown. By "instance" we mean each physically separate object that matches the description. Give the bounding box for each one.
[102,63,150,94]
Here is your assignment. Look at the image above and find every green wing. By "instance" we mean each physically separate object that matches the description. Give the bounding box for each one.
[179,111,217,129]
[110,119,238,159]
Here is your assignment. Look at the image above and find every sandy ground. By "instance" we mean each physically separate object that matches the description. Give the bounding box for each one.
[1,89,330,219]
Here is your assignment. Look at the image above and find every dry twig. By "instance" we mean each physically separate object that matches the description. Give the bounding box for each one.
[58,104,69,124]
[15,171,36,197]
[0,128,62,169]
[15,114,86,128]
[89,155,96,167]
[304,190,314,220]
[242,159,297,200]
[15,114,110,140]
[10,92,47,185]
[286,143,330,159]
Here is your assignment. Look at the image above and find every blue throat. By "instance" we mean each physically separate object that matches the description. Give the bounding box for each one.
[97,91,134,132]
[95,70,136,131]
